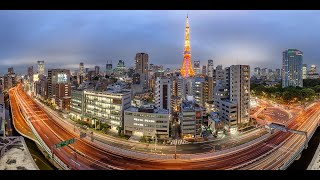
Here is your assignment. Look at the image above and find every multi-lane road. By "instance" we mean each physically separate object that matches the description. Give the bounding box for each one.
[9,88,37,142]
[9,84,320,170]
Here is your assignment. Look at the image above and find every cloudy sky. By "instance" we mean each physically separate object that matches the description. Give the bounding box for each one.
[0,10,319,74]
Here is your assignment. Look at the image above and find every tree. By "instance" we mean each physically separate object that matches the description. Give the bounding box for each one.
[116,126,122,135]
[93,76,99,81]
[301,88,315,101]
[312,85,320,93]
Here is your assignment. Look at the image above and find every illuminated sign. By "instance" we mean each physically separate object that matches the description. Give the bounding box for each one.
[57,73,68,83]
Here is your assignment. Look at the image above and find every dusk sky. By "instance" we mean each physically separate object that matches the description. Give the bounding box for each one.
[1,10,320,74]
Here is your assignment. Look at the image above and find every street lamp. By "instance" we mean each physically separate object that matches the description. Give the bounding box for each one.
[153,134,157,152]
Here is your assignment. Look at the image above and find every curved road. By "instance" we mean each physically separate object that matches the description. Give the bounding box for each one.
[10,84,320,170]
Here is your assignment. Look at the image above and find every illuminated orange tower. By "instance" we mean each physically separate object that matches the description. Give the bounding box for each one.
[180,15,195,78]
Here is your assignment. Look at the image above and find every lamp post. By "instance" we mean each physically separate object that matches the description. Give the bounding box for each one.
[153,134,157,152]
[174,140,177,159]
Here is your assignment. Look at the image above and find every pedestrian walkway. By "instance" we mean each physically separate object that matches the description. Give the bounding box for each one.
[308,142,320,170]
[0,136,38,170]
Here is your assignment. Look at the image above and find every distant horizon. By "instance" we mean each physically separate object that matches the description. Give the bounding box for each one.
[1,10,320,74]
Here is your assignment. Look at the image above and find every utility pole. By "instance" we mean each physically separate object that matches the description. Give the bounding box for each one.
[51,145,54,159]
[174,141,177,159]
[154,135,157,151]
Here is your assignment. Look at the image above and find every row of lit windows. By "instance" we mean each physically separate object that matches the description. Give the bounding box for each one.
[134,123,144,127]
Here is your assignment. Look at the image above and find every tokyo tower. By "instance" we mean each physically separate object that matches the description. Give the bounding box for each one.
[180,15,195,78]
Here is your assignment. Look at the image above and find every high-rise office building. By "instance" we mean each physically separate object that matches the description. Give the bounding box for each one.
[179,98,203,138]
[180,15,195,78]
[27,66,33,82]
[202,65,207,75]
[37,60,45,76]
[309,64,317,75]
[94,66,100,76]
[307,64,319,79]
[8,67,14,75]
[106,61,113,76]
[135,53,148,75]
[135,53,149,88]
[154,77,171,111]
[261,68,268,77]
[193,77,212,107]
[177,77,194,99]
[302,64,307,79]
[114,60,126,77]
[275,68,281,80]
[79,62,84,75]
[207,59,214,77]
[254,67,261,78]
[47,69,71,110]
[194,61,201,75]
[282,49,303,88]
[229,65,250,125]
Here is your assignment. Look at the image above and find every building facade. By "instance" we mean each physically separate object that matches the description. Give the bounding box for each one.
[214,64,250,133]
[37,60,45,76]
[70,89,84,121]
[124,105,170,139]
[154,77,171,111]
[207,59,214,77]
[302,64,307,79]
[106,61,113,76]
[202,65,207,75]
[47,69,71,110]
[282,49,303,88]
[254,67,261,79]
[135,53,149,89]
[194,61,201,75]
[229,65,250,126]
[79,62,84,75]
[95,66,100,76]
[83,89,131,129]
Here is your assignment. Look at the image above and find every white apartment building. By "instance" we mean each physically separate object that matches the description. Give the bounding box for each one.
[154,77,171,111]
[230,65,250,125]
[83,89,131,129]
[124,105,170,139]
[177,77,194,99]
[207,59,214,77]
[179,98,203,138]
[214,65,250,133]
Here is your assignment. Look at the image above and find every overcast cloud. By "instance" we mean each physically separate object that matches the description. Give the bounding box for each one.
[0,10,319,74]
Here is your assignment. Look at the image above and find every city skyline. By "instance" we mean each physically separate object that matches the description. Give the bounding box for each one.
[1,10,320,74]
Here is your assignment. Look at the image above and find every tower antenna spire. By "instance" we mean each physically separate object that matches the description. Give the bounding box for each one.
[180,12,195,78]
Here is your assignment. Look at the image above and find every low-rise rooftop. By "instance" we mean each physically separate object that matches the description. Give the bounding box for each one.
[126,106,169,114]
